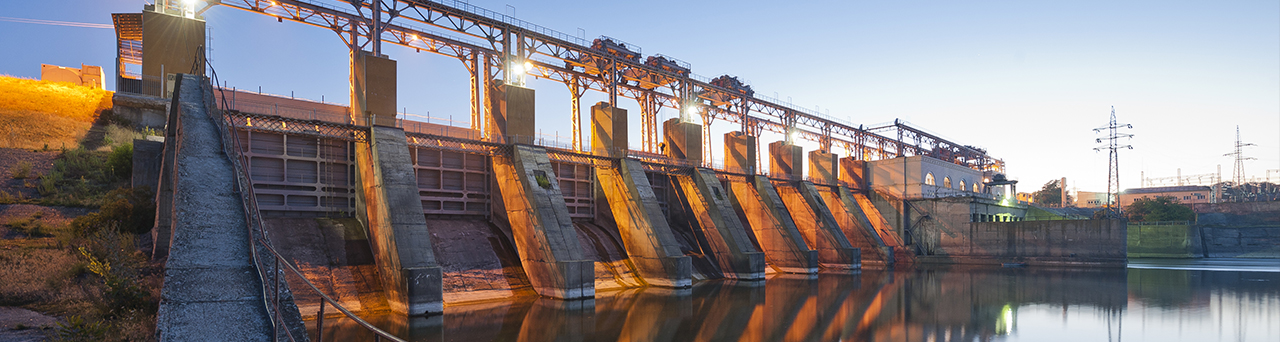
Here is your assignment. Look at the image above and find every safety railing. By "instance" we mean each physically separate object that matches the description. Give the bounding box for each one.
[201,51,406,342]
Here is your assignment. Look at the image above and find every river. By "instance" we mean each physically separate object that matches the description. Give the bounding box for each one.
[314,259,1280,341]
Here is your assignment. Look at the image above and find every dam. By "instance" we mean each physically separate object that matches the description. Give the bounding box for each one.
[111,1,1133,340]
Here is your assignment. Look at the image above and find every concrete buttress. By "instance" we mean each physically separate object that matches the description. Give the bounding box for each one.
[827,186,895,266]
[350,51,443,315]
[491,145,595,299]
[353,126,445,315]
[776,182,861,269]
[675,170,767,279]
[595,159,694,287]
[727,176,820,274]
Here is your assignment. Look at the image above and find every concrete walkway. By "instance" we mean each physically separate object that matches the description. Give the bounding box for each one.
[155,75,272,341]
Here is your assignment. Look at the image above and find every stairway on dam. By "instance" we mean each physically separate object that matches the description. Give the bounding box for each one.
[154,75,273,340]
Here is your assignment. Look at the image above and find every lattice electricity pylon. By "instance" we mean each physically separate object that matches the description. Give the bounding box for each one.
[1223,125,1256,185]
[1093,106,1133,218]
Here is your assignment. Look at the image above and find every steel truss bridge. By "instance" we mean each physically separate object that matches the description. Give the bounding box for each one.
[196,0,1004,173]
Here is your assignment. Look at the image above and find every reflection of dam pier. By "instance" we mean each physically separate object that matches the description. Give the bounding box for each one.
[313,267,1156,342]
[121,0,1128,339]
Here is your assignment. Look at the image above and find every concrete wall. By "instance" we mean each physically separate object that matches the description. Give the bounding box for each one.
[114,92,169,129]
[920,218,1127,266]
[1198,226,1280,258]
[132,138,164,192]
[1128,222,1199,258]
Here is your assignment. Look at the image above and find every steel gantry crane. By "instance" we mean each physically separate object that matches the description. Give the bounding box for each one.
[202,0,1004,171]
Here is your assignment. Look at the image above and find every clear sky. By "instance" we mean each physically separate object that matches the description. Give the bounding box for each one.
[2,0,1277,194]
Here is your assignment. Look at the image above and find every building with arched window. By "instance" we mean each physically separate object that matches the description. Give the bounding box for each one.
[864,155,988,199]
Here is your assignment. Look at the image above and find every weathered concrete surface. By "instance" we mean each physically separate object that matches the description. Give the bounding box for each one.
[672,170,767,279]
[151,81,183,260]
[768,141,803,181]
[156,75,271,341]
[350,51,397,127]
[662,118,702,164]
[491,145,595,298]
[919,218,1128,266]
[1191,202,1280,258]
[263,218,390,316]
[591,101,627,157]
[113,92,169,128]
[724,132,756,175]
[572,221,645,290]
[490,84,536,143]
[426,218,536,303]
[727,176,818,274]
[353,125,444,315]
[1128,222,1199,258]
[595,159,693,287]
[808,150,839,185]
[132,138,164,193]
[826,187,894,266]
[776,182,861,270]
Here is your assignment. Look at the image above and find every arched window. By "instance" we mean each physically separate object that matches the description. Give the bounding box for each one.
[959,180,967,192]
[943,177,952,188]
[925,173,935,186]
[973,183,980,193]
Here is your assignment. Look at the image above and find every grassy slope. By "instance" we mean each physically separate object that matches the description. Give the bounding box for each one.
[0,76,113,150]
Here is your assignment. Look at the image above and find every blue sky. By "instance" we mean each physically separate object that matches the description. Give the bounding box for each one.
[2,0,1277,193]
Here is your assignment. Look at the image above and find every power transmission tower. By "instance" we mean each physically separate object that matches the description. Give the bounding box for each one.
[1093,106,1133,218]
[1224,125,1255,185]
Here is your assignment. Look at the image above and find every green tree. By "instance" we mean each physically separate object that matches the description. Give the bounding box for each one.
[1125,196,1195,222]
[1032,179,1073,206]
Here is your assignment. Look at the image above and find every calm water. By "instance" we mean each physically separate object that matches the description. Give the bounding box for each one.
[317,259,1280,342]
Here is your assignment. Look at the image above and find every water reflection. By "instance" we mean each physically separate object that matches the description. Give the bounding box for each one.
[316,263,1280,341]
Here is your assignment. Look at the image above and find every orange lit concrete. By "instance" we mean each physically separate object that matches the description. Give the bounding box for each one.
[350,52,443,316]
[595,159,694,288]
[490,145,596,299]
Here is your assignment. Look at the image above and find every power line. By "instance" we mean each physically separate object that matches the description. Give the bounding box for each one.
[1093,106,1133,218]
[0,16,114,29]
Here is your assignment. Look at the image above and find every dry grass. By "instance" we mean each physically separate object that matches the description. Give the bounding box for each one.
[0,75,113,150]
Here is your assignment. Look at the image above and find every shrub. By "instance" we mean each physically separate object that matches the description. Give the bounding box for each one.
[1125,196,1196,222]
[53,315,109,342]
[106,143,132,180]
[11,161,31,179]
[38,147,134,207]
[67,187,155,236]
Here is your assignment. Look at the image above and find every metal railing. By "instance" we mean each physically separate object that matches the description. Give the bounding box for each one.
[201,55,406,342]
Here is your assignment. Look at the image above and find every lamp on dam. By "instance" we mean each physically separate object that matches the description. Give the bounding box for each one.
[681,104,699,123]
[507,60,533,86]
[180,0,199,18]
